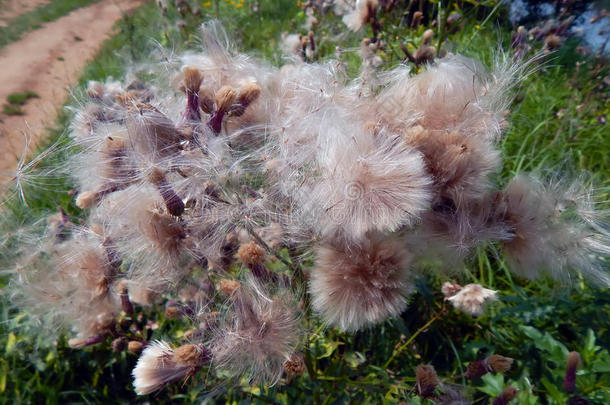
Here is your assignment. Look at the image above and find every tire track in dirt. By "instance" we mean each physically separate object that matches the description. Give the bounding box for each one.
[0,0,143,182]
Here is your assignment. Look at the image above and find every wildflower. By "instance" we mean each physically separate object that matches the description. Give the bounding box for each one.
[309,234,414,331]
[132,341,212,395]
[447,283,497,316]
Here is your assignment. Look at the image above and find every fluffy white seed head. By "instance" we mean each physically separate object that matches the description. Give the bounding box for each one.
[310,234,414,331]
[132,340,211,395]
[209,278,302,385]
[447,283,497,316]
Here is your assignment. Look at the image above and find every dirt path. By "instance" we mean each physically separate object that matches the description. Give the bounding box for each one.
[0,0,51,27]
[0,0,143,181]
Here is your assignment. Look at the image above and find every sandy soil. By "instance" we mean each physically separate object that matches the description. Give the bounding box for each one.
[0,0,51,27]
[0,0,143,181]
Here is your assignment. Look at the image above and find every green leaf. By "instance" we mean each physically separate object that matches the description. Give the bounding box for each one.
[583,329,597,357]
[316,341,342,359]
[591,351,610,373]
[344,351,366,368]
[540,377,566,403]
[478,373,505,396]
[520,325,569,364]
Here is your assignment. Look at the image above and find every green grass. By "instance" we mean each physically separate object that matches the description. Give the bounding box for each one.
[0,0,101,49]
[0,1,608,404]
[6,90,39,106]
[2,104,24,115]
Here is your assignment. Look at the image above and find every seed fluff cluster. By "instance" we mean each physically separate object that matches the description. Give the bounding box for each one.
[6,21,609,395]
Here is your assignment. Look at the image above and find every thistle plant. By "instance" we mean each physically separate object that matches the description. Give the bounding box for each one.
[5,19,609,401]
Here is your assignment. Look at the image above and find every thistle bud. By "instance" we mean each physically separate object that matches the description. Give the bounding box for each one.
[492,386,518,405]
[207,86,237,133]
[411,11,423,28]
[132,341,212,395]
[180,67,203,123]
[415,364,439,398]
[148,168,185,216]
[174,343,212,366]
[486,354,513,374]
[68,334,105,349]
[563,351,581,394]
[198,88,215,114]
[128,341,144,354]
[76,190,98,209]
[284,353,306,376]
[545,34,561,50]
[118,280,134,315]
[214,86,237,114]
[112,337,128,352]
[465,359,488,379]
[237,241,277,282]
[218,279,241,296]
[422,29,434,45]
[414,46,435,65]
[237,241,266,266]
[229,82,261,117]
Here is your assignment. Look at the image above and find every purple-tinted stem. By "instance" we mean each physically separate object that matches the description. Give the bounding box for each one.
[121,292,134,315]
[563,365,577,393]
[207,110,226,134]
[250,262,279,284]
[155,179,185,216]
[181,91,201,123]
[84,335,106,347]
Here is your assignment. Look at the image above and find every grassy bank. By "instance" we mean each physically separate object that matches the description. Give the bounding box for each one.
[0,0,103,49]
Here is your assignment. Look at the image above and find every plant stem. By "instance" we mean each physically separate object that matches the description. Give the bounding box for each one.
[383,307,447,369]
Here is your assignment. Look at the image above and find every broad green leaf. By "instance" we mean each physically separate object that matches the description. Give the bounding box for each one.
[478,373,504,396]
[520,325,569,364]
[540,377,566,403]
